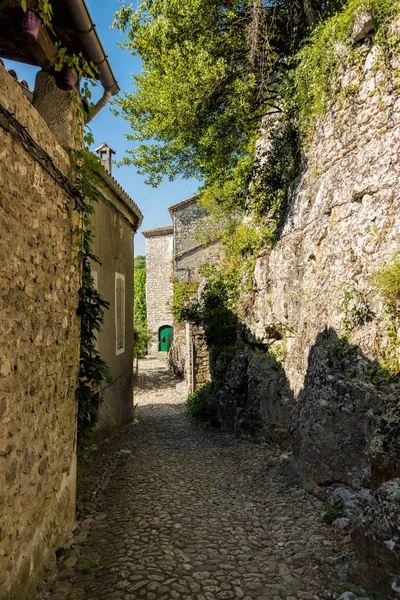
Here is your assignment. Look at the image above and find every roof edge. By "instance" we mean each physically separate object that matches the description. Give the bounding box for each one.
[168,194,199,216]
[64,0,120,95]
[143,226,174,238]
[96,168,143,229]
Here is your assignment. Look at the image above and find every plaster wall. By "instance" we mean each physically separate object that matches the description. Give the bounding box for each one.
[91,187,136,434]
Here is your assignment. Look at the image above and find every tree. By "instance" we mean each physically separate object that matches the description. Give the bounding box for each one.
[113,0,345,199]
[134,255,146,271]
[134,258,147,329]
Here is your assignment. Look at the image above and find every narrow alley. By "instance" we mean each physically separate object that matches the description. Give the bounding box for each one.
[40,359,350,600]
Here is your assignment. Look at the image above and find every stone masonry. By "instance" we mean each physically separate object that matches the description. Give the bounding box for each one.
[143,227,174,355]
[170,196,222,284]
[0,65,80,599]
[169,197,223,392]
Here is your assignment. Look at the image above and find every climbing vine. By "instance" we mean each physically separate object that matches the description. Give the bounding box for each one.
[73,146,112,446]
[171,280,199,322]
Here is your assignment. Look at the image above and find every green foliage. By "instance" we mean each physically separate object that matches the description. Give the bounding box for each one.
[113,0,310,186]
[134,264,147,328]
[78,559,100,574]
[248,123,301,220]
[171,281,198,322]
[339,283,373,335]
[133,324,154,359]
[369,257,400,383]
[290,0,400,133]
[54,42,98,81]
[337,582,384,600]
[182,265,237,351]
[322,501,345,524]
[185,381,212,420]
[134,255,146,271]
[374,254,400,313]
[74,149,112,446]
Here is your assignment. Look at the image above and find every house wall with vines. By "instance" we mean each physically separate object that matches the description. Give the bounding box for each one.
[0,65,80,600]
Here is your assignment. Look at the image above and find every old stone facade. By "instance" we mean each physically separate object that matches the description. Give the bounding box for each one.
[0,65,80,600]
[169,196,221,283]
[207,24,400,596]
[168,197,222,391]
[143,227,174,355]
[0,6,128,595]
[92,146,142,435]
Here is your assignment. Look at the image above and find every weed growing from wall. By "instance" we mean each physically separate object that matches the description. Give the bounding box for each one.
[290,0,400,134]
[370,255,400,385]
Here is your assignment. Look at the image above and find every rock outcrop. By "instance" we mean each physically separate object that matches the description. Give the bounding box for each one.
[208,20,400,596]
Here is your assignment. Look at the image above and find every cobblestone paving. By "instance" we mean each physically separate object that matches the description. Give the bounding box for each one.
[40,357,352,600]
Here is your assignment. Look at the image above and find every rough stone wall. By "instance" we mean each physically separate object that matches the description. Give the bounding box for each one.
[173,202,221,284]
[208,30,400,595]
[145,231,173,354]
[0,66,80,599]
[170,201,222,390]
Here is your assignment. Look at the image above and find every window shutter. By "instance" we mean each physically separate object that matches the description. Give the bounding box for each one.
[115,274,125,354]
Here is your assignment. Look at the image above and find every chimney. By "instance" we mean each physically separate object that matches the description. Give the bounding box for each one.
[95,142,116,175]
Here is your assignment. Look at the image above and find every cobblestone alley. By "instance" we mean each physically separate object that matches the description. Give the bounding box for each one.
[40,358,351,600]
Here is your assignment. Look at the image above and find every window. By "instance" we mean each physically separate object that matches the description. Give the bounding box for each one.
[115,272,125,355]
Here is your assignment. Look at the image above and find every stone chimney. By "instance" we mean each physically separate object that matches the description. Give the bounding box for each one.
[95,142,116,175]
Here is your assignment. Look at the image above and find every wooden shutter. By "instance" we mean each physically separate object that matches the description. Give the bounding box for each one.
[115,274,125,354]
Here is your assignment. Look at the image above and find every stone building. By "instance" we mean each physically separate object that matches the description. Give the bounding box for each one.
[169,195,221,283]
[92,144,143,435]
[143,196,221,390]
[142,226,174,355]
[0,3,134,598]
[168,196,222,391]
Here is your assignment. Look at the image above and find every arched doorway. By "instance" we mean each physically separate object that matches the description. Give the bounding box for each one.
[159,325,174,352]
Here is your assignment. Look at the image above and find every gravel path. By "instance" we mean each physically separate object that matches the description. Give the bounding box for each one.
[40,357,352,600]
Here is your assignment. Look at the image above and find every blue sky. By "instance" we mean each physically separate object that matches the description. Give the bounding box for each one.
[4,1,200,256]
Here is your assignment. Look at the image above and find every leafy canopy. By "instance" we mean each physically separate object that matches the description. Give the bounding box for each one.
[112,0,320,187]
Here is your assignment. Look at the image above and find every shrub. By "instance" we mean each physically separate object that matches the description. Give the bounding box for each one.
[374,254,400,313]
[171,281,199,322]
[322,500,346,524]
[185,381,212,420]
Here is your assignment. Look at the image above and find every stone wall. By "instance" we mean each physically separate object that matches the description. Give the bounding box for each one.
[172,200,222,284]
[169,199,222,391]
[0,65,80,599]
[207,27,400,595]
[144,228,173,354]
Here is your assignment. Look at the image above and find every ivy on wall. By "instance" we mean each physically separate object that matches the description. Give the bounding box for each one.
[171,280,199,322]
[73,147,112,446]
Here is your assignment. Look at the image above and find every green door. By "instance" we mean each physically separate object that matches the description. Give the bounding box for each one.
[159,325,173,352]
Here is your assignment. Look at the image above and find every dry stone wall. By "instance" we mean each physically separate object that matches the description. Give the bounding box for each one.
[0,66,80,600]
[208,29,400,595]
[144,229,173,354]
